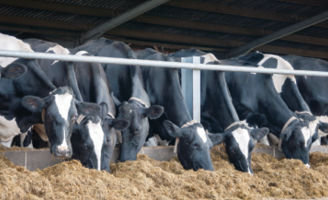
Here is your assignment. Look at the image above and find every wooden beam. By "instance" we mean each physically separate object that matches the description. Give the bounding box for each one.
[105,35,227,52]
[276,0,328,6]
[0,24,78,37]
[108,28,243,47]
[167,0,328,29]
[0,15,88,31]
[135,15,328,47]
[227,10,328,58]
[0,0,115,17]
[258,45,328,59]
[107,28,328,59]
[80,0,170,43]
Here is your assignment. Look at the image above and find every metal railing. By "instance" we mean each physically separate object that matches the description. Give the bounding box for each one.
[1,50,328,77]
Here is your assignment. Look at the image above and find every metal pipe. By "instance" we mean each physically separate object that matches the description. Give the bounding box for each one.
[227,10,328,58]
[1,50,328,77]
[80,0,170,43]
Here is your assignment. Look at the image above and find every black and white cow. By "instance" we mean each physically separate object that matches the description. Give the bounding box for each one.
[0,33,34,147]
[238,52,328,145]
[28,40,130,170]
[1,38,129,171]
[136,48,230,171]
[74,39,164,162]
[169,49,269,173]
[223,53,325,166]
[282,55,328,144]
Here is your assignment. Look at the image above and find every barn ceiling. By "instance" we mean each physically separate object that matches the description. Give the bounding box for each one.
[0,0,327,59]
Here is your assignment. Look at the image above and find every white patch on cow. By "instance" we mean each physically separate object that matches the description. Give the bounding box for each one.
[0,116,21,145]
[301,127,312,148]
[196,127,207,143]
[54,92,73,149]
[87,120,104,171]
[258,54,296,93]
[301,119,319,148]
[232,128,251,173]
[202,53,220,64]
[75,51,88,56]
[0,33,34,67]
[317,115,328,124]
[46,44,70,64]
[54,93,73,121]
[57,136,69,153]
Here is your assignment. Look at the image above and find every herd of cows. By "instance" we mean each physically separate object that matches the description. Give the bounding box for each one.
[0,33,328,174]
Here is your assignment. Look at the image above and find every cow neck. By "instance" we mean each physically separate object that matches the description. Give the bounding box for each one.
[260,77,296,132]
[216,72,240,125]
[163,70,192,127]
[280,78,311,112]
[27,60,56,90]
[130,66,150,108]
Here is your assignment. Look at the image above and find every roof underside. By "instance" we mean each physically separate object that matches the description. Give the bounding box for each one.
[0,0,327,59]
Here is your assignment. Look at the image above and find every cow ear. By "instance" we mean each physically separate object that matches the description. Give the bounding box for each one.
[207,132,225,147]
[21,96,45,113]
[2,63,27,79]
[163,120,184,138]
[141,105,164,119]
[76,101,101,117]
[251,127,269,141]
[319,122,328,133]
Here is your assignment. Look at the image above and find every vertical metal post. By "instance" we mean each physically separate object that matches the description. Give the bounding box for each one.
[181,56,201,121]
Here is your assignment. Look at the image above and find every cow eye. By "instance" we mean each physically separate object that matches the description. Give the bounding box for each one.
[192,143,201,150]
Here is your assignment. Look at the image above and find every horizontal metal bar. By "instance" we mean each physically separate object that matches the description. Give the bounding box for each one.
[1,50,328,77]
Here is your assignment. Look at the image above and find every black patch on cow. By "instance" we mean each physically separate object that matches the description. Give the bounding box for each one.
[238,51,264,65]
[2,63,27,79]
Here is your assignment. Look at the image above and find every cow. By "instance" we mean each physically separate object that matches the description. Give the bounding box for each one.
[0,33,34,147]
[282,55,328,144]
[223,53,326,166]
[0,37,129,171]
[237,52,328,145]
[74,39,164,162]
[169,49,269,173]
[136,48,267,172]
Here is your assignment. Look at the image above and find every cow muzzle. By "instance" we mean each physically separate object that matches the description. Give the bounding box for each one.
[54,145,72,158]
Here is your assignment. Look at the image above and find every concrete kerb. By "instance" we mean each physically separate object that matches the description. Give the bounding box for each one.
[2,145,328,171]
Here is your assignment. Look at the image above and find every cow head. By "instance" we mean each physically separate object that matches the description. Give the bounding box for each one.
[114,98,163,162]
[280,115,323,166]
[210,121,269,174]
[71,108,129,172]
[163,120,215,171]
[20,87,81,158]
